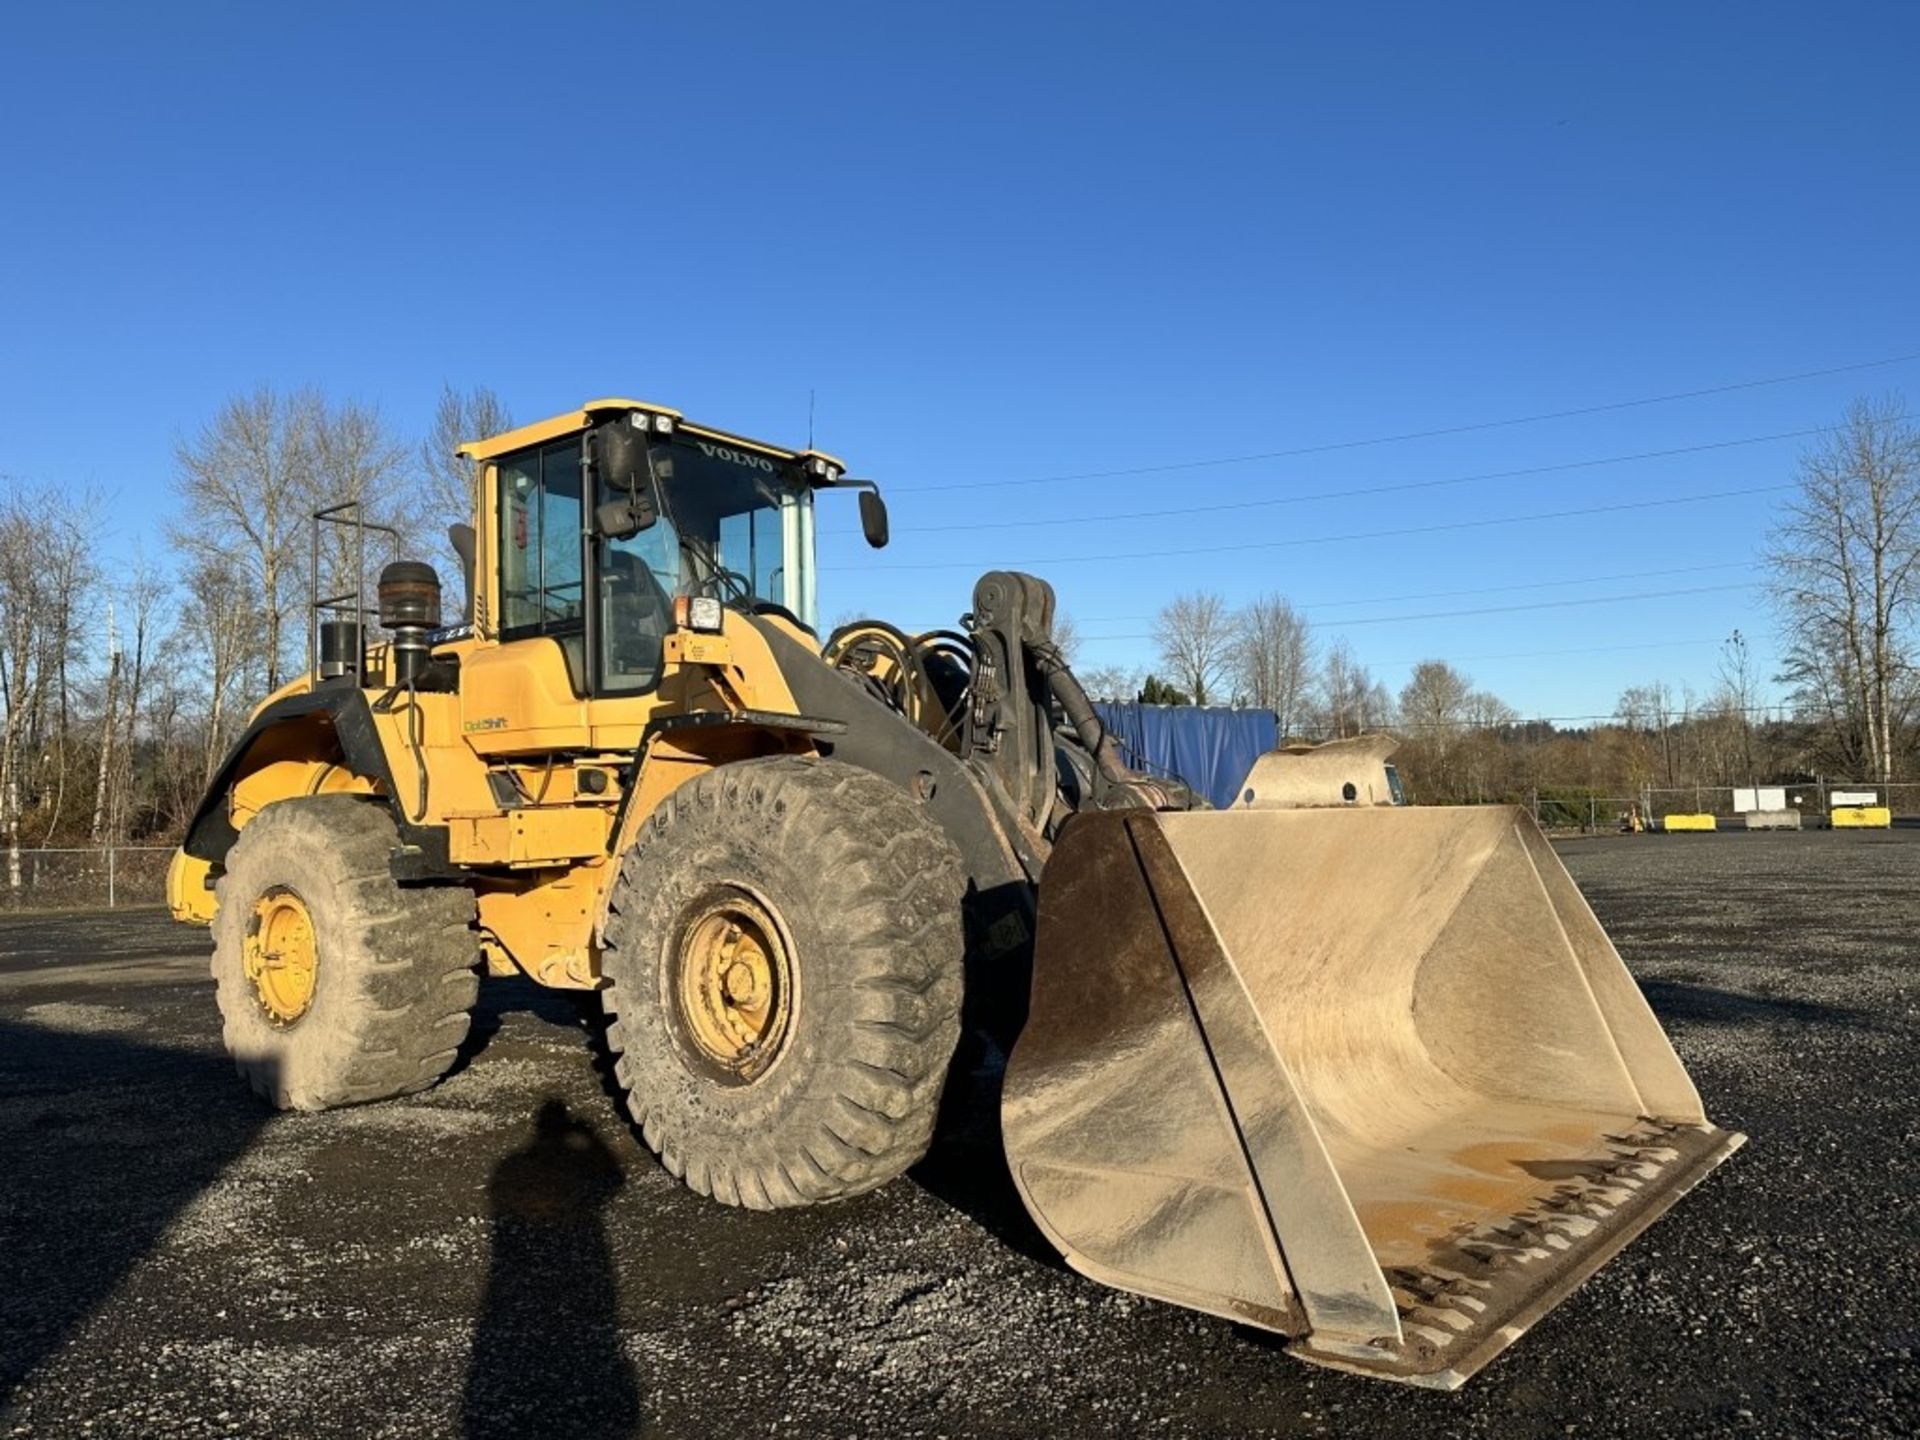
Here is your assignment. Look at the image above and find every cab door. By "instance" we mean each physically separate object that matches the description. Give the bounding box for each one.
[461,440,592,755]
[583,476,682,751]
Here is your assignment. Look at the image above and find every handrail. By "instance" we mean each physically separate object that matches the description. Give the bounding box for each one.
[307,501,403,682]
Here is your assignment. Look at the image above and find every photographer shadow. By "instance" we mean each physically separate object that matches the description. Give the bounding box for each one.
[461,1099,641,1440]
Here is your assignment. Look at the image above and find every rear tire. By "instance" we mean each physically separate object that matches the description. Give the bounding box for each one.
[601,756,965,1209]
[210,796,480,1111]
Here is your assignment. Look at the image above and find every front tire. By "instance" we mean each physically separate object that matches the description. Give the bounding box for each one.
[601,757,965,1209]
[210,796,480,1111]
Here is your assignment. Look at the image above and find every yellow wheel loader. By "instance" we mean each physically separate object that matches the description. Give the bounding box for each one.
[168,398,1742,1386]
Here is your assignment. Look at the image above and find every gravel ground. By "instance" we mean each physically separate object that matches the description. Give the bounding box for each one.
[0,831,1914,1438]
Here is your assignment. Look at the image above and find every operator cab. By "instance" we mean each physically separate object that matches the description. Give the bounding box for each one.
[458,399,884,698]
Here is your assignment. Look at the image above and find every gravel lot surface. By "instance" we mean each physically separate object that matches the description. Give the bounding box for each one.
[1,831,1914,1438]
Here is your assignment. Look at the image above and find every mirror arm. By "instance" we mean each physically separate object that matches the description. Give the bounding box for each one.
[817,476,890,549]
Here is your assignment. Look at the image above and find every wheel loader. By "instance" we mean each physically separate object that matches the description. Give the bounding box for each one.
[168,397,1742,1387]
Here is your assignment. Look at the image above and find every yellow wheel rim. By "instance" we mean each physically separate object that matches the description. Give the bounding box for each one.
[244,887,319,1026]
[671,890,794,1084]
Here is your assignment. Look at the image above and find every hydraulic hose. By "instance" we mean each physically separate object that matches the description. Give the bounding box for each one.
[1025,639,1134,787]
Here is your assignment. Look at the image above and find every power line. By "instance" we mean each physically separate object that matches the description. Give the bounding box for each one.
[1059,581,1759,643]
[1292,581,1759,629]
[887,349,1920,494]
[1045,561,1760,628]
[829,481,1792,572]
[878,423,1847,534]
[895,635,1723,668]
[1340,699,1803,735]
[1374,637,1724,667]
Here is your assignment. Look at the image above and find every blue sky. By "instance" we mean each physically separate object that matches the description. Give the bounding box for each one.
[4,3,1915,719]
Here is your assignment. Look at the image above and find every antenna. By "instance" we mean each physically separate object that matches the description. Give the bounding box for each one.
[808,389,816,450]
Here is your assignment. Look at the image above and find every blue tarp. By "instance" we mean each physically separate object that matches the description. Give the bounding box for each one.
[1091,702,1278,810]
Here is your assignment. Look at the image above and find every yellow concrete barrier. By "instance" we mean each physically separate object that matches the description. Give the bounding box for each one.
[1831,806,1892,829]
[1662,813,1718,832]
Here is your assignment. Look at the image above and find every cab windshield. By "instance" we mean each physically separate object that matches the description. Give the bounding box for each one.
[598,433,815,691]
[498,428,817,696]
[622,437,805,604]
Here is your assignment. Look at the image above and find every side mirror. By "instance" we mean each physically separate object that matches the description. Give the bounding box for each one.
[858,489,890,549]
[593,420,649,491]
[595,493,658,540]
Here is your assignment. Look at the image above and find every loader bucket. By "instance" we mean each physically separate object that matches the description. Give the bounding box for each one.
[1002,804,1743,1387]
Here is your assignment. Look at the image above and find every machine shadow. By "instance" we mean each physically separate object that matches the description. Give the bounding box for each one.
[0,1019,273,1411]
[447,973,601,1078]
[461,1099,642,1440]
[911,925,1062,1273]
[481,895,1059,1280]
[912,1030,1062,1271]
[1639,978,1880,1031]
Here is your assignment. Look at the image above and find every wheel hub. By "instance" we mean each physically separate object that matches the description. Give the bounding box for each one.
[244,887,318,1026]
[672,891,793,1083]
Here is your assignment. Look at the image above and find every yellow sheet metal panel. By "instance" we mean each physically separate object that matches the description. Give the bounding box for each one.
[1663,813,1718,831]
[476,870,603,988]
[663,632,733,667]
[167,850,216,924]
[459,640,592,755]
[455,400,845,470]
[447,806,611,867]
[457,400,674,462]
[229,757,375,827]
[1831,805,1892,828]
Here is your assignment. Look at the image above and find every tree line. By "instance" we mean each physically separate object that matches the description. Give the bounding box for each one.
[0,384,508,867]
[1,392,1915,861]
[1079,397,1920,803]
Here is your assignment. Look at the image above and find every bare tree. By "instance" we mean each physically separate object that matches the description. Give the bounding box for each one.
[1767,396,1920,783]
[29,503,96,843]
[172,388,315,693]
[1153,591,1234,705]
[112,556,170,838]
[88,600,121,843]
[1233,594,1314,735]
[421,384,511,603]
[1459,689,1518,802]
[0,488,48,887]
[175,558,266,782]
[1398,660,1473,738]
[1396,660,1475,798]
[1316,640,1361,739]
[1051,610,1081,665]
[1714,629,1761,781]
[1361,679,1396,732]
[1077,663,1141,701]
[0,483,95,881]
[1616,680,1680,786]
[309,394,416,615]
[175,387,417,695]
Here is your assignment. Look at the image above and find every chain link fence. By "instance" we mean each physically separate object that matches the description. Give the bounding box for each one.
[5,782,1917,907]
[0,846,175,912]
[1641,782,1919,824]
[1526,792,1645,834]
[1530,782,1920,832]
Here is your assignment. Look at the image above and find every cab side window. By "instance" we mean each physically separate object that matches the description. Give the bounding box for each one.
[598,498,678,694]
[499,442,584,635]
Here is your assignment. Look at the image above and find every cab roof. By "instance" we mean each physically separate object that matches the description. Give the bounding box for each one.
[456,397,847,473]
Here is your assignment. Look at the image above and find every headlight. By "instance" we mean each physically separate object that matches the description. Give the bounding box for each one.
[673,595,724,632]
